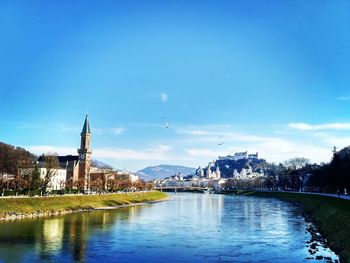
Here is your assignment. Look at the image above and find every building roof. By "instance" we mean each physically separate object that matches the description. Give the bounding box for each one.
[58,155,79,163]
[38,155,79,163]
[81,113,91,134]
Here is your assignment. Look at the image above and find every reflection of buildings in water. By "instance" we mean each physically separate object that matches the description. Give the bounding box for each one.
[67,214,89,262]
[200,194,223,217]
[0,220,41,263]
[176,193,224,217]
[242,199,269,230]
[187,194,224,226]
[125,205,142,224]
[94,210,126,230]
[107,205,143,226]
[101,211,109,229]
[65,210,121,261]
[35,217,65,261]
[240,198,299,244]
[43,218,64,250]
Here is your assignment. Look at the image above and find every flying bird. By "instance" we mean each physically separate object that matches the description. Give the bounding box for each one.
[165,122,169,129]
[217,142,224,146]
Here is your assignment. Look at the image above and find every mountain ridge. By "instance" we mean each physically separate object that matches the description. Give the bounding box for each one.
[137,164,196,180]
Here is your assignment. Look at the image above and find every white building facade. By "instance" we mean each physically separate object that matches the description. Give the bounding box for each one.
[39,167,67,191]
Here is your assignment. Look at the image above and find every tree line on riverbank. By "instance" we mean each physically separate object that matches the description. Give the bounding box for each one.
[224,148,350,194]
[0,142,153,196]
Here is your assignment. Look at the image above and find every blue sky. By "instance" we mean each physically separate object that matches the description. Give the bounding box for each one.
[1,0,350,171]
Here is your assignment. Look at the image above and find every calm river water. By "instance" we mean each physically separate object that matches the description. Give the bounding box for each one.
[0,193,339,263]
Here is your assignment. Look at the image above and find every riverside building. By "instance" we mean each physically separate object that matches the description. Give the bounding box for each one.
[36,114,92,191]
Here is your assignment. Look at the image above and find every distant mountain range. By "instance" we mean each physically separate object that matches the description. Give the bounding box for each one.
[137,165,196,180]
[91,159,114,169]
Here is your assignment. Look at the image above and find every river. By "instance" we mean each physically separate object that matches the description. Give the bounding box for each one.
[0,193,339,263]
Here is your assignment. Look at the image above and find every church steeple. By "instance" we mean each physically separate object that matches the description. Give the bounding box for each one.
[79,113,91,152]
[78,114,92,191]
[81,113,90,134]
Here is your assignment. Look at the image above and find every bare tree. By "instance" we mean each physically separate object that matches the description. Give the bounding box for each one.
[284,157,310,170]
[40,153,60,194]
[90,174,103,192]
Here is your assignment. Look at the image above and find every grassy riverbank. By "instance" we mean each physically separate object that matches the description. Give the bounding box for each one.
[221,190,350,262]
[0,191,168,219]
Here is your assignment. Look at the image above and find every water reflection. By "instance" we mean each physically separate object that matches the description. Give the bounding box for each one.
[0,194,339,263]
[0,207,137,262]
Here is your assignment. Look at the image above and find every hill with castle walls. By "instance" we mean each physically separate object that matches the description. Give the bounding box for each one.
[196,151,268,180]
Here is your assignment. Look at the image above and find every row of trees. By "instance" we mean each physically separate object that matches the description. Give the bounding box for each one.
[90,174,153,193]
[0,142,37,195]
[0,143,36,175]
[224,152,350,194]
[308,150,350,193]
[1,167,153,196]
[264,157,314,192]
[223,157,314,192]
[0,151,69,196]
[1,164,153,196]
[0,142,154,196]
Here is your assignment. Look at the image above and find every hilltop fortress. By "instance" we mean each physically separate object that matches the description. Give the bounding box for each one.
[196,151,266,180]
[218,151,259,161]
[156,151,267,191]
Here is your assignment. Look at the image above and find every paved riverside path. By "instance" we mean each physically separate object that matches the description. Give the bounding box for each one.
[300,191,350,200]
[258,190,350,200]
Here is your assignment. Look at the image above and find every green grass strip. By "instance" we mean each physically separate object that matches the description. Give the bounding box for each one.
[0,191,168,218]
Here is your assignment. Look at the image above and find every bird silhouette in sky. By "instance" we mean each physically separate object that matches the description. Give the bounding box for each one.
[161,116,169,129]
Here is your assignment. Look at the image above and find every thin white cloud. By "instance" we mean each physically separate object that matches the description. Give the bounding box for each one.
[24,122,339,170]
[94,148,169,161]
[186,142,331,165]
[313,132,350,148]
[337,95,350,101]
[91,128,104,135]
[26,144,171,161]
[26,145,76,156]
[111,127,125,136]
[177,126,283,144]
[177,124,334,165]
[251,139,331,164]
[178,129,210,136]
[55,124,80,133]
[288,122,350,131]
[160,92,168,102]
[16,122,48,130]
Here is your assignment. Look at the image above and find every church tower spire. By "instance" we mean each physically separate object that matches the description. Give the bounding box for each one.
[81,113,91,134]
[78,113,92,190]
